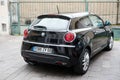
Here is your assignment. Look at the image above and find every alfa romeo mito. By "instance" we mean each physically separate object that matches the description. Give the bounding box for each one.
[21,12,114,75]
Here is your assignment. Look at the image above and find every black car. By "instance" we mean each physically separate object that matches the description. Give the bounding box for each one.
[21,12,114,75]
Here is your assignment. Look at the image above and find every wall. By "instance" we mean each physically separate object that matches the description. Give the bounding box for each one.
[18,1,119,25]
[19,0,117,1]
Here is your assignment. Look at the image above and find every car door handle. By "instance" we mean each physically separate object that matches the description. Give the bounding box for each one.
[93,31,96,33]
[93,31,97,34]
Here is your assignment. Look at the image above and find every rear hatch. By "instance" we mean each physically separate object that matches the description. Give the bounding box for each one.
[26,15,71,45]
[22,15,77,58]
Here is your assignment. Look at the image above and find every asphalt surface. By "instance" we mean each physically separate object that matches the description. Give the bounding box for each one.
[0,36,120,80]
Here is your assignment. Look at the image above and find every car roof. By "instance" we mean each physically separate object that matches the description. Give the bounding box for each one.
[37,12,90,19]
[60,12,90,18]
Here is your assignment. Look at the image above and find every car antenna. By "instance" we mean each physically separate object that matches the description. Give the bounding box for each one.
[56,5,60,14]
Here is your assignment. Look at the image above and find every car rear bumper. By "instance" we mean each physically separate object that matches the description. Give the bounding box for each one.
[21,50,71,67]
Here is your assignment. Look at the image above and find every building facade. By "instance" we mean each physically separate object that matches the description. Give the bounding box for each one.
[0,0,9,35]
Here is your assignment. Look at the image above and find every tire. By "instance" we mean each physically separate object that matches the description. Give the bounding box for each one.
[73,49,90,75]
[105,36,114,51]
[24,58,38,66]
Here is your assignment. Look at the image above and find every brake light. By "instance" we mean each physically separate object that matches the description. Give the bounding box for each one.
[24,29,28,38]
[64,32,76,43]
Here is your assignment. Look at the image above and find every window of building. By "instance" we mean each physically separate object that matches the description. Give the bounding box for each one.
[1,0,4,6]
[2,23,7,32]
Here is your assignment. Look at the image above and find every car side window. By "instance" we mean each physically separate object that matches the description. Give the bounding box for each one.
[76,17,93,29]
[89,15,104,28]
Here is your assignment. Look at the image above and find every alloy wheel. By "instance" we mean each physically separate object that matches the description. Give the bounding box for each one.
[82,51,90,71]
[109,36,114,49]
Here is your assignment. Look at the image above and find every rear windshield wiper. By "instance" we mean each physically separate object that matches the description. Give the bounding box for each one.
[34,26,47,30]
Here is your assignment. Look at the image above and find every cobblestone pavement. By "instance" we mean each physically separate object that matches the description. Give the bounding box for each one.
[0,36,120,80]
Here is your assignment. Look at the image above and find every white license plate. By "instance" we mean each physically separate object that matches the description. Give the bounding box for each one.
[32,46,52,53]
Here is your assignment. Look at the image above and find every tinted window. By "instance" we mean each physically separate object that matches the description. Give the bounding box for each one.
[89,15,104,27]
[76,17,93,29]
[30,18,69,30]
[69,17,80,30]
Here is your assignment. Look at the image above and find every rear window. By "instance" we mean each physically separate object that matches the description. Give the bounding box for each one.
[30,18,70,30]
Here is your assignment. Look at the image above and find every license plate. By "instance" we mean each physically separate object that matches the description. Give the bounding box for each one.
[32,46,52,53]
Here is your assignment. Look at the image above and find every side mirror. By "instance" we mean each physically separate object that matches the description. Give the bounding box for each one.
[104,21,111,26]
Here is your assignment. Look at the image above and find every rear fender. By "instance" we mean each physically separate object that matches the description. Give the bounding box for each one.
[75,32,93,57]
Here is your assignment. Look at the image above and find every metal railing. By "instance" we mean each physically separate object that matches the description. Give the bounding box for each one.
[9,1,120,35]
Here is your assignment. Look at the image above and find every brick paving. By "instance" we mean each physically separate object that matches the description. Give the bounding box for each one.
[0,36,120,80]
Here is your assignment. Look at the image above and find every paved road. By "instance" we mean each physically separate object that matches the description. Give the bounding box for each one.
[0,36,120,80]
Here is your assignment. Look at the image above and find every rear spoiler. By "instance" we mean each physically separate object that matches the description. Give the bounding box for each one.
[37,14,70,20]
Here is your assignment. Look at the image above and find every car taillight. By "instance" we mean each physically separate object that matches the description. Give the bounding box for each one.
[24,29,28,38]
[64,32,76,43]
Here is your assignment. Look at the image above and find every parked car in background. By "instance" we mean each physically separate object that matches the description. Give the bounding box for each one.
[21,12,114,75]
